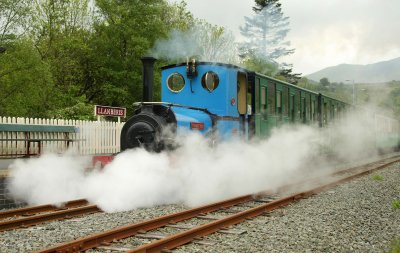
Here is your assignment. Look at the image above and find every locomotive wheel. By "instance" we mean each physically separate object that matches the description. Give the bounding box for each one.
[121,113,166,152]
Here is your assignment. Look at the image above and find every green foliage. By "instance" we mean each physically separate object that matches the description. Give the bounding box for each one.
[381,81,400,117]
[88,0,180,108]
[392,200,400,209]
[320,77,330,87]
[297,77,353,103]
[371,175,384,181]
[241,53,279,76]
[276,68,301,84]
[48,101,96,120]
[30,0,95,109]
[0,39,54,117]
[0,0,196,119]
[162,0,195,31]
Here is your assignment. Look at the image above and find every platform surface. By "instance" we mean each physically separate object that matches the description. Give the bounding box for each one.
[0,159,14,176]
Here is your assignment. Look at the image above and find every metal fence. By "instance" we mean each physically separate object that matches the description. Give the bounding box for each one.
[0,117,124,157]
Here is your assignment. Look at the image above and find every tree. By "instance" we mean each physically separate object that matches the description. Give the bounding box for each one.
[381,82,400,117]
[239,0,300,83]
[241,51,279,76]
[319,77,330,87]
[28,0,95,115]
[0,0,202,118]
[161,0,195,31]
[87,0,198,109]
[0,0,31,44]
[0,39,54,117]
[253,0,281,12]
[276,68,301,85]
[239,1,294,62]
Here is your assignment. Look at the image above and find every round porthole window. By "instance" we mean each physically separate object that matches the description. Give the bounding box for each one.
[167,73,185,93]
[201,71,219,92]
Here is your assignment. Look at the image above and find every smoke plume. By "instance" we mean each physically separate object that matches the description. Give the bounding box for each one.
[151,22,239,64]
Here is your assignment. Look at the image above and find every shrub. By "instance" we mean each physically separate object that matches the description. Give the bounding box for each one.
[392,200,400,209]
[371,175,384,181]
[390,238,400,253]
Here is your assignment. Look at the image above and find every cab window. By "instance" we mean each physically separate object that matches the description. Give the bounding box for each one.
[201,71,219,92]
[167,73,185,92]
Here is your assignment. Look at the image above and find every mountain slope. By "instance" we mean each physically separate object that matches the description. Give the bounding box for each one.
[306,57,400,83]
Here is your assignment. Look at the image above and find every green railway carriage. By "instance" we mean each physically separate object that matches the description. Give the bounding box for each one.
[247,72,349,139]
[246,70,398,152]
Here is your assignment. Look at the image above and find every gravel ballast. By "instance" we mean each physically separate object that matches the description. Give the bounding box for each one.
[0,162,399,252]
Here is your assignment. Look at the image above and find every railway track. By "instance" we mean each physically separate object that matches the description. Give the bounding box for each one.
[33,155,399,253]
[0,199,100,232]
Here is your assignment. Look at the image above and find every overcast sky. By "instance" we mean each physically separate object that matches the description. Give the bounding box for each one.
[172,0,400,75]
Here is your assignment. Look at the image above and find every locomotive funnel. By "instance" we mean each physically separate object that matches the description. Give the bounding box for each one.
[141,56,157,102]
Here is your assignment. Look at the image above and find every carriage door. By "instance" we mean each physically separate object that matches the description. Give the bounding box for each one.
[301,96,306,123]
[289,93,295,123]
[237,72,247,137]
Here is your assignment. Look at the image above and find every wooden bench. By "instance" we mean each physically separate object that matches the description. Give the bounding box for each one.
[0,124,80,157]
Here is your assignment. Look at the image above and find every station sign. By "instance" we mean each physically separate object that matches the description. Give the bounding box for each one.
[95,105,126,118]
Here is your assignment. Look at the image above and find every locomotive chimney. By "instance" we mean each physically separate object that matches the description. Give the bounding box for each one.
[141,56,157,102]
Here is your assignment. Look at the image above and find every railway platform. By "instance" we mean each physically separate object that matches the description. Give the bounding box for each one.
[0,159,23,209]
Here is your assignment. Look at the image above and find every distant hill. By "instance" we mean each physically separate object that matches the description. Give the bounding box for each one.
[306,57,400,83]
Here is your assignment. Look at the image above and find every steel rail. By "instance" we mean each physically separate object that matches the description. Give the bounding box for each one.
[333,155,400,176]
[271,155,400,198]
[0,205,100,232]
[0,199,88,219]
[126,158,400,253]
[36,195,254,253]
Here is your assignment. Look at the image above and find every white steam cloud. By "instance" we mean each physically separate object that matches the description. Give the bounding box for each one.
[151,23,239,64]
[7,110,388,212]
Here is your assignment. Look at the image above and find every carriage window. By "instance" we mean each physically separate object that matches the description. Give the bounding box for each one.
[201,71,219,92]
[289,95,295,122]
[296,90,300,117]
[323,102,328,124]
[301,97,306,122]
[261,86,267,119]
[283,87,288,116]
[268,83,275,114]
[261,87,266,108]
[276,90,282,114]
[311,100,315,122]
[255,79,260,113]
[167,73,185,92]
[306,95,310,121]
